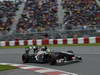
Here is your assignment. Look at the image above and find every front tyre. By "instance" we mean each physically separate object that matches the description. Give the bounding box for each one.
[78,57,82,60]
[76,56,82,61]
[49,57,57,65]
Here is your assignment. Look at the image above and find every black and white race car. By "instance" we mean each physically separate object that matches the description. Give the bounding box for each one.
[22,46,82,65]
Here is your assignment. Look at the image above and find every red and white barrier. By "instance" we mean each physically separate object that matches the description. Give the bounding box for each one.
[0,37,100,46]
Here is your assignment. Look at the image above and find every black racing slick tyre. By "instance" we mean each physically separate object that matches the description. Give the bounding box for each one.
[78,57,82,60]
[49,57,57,65]
[22,54,29,63]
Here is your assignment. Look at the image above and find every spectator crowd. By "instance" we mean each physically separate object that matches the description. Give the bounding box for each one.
[16,0,58,33]
[0,1,21,35]
[62,0,100,30]
[0,0,100,40]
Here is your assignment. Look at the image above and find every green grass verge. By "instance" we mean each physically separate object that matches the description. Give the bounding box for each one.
[0,65,17,71]
[0,43,100,48]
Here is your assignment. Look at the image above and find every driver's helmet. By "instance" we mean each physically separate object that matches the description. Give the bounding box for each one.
[29,46,33,50]
[33,46,36,49]
[33,46,38,50]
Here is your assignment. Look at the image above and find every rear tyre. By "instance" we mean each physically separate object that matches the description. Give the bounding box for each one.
[22,54,29,63]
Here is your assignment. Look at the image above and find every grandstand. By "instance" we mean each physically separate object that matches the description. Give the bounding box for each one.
[63,0,100,29]
[16,0,58,33]
[0,0,100,41]
[0,0,22,35]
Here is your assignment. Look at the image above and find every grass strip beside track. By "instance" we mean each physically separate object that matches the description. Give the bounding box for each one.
[0,65,17,71]
[0,43,100,48]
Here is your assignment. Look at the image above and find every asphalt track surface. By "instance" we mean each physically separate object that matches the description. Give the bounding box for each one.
[0,47,100,75]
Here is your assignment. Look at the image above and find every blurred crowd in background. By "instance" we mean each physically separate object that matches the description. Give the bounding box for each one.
[62,0,100,30]
[16,0,58,33]
[0,0,100,40]
[0,1,21,35]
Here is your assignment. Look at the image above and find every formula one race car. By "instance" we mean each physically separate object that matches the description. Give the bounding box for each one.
[22,46,82,65]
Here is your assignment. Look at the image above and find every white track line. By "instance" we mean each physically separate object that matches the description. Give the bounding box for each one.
[35,69,57,73]
[19,66,37,69]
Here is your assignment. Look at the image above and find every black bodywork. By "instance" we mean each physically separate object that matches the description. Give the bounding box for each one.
[22,50,82,65]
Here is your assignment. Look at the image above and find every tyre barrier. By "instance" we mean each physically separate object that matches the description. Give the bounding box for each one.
[0,37,100,46]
